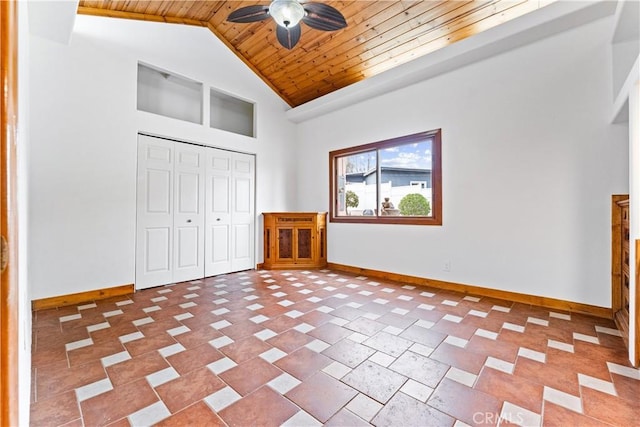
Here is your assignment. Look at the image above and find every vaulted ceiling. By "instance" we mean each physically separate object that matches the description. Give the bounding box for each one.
[77,1,553,107]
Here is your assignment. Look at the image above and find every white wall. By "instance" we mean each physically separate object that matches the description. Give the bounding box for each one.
[28,15,298,300]
[18,2,32,424]
[295,16,629,307]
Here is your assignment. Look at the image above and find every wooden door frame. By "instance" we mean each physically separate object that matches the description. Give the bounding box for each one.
[0,0,19,425]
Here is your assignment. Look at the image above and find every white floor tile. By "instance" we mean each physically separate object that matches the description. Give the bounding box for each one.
[209,336,234,348]
[322,361,352,379]
[573,333,599,344]
[268,372,302,394]
[475,329,498,340]
[158,343,186,357]
[281,410,322,427]
[128,401,171,426]
[207,357,237,374]
[87,322,110,333]
[204,386,242,412]
[549,312,571,320]
[210,320,232,330]
[345,393,383,422]
[468,310,488,318]
[76,378,113,402]
[517,347,546,363]
[66,338,93,352]
[485,357,514,374]
[254,329,278,341]
[101,351,131,368]
[167,325,190,336]
[547,339,574,353]
[59,313,82,323]
[595,325,622,337]
[445,367,477,387]
[578,373,617,396]
[444,336,468,348]
[285,310,303,318]
[527,317,549,327]
[250,314,270,324]
[306,339,330,353]
[607,362,640,380]
[502,322,525,333]
[260,347,288,363]
[102,309,124,318]
[543,386,582,413]
[442,314,463,323]
[400,379,434,402]
[294,323,315,333]
[146,367,180,388]
[499,401,541,427]
[369,351,396,367]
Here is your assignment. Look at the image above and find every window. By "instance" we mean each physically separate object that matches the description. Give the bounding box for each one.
[329,130,442,225]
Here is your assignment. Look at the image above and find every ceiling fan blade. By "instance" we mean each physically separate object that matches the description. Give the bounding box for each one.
[276,24,301,49]
[227,5,270,23]
[302,2,347,31]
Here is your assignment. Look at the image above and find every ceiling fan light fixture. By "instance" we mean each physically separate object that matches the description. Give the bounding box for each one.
[269,0,305,28]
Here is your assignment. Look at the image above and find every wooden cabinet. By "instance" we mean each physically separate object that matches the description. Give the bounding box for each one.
[613,198,630,346]
[263,212,327,269]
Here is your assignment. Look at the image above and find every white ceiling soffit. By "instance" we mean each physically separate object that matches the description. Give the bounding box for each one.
[29,0,79,45]
[285,0,617,124]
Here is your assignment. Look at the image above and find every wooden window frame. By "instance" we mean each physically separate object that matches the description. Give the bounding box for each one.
[329,129,442,225]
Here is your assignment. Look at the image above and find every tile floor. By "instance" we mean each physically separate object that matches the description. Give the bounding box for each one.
[30,269,639,426]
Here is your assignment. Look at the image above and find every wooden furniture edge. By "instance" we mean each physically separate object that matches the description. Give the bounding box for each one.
[611,195,628,315]
[1,1,19,425]
[32,284,135,311]
[328,262,612,319]
[635,239,640,367]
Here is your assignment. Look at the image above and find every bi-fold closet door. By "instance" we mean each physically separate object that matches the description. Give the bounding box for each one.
[136,134,255,290]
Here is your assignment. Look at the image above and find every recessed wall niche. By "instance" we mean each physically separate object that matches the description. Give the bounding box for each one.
[137,63,203,125]
[210,88,256,138]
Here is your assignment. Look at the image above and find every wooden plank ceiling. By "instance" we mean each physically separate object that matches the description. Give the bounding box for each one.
[78,1,552,107]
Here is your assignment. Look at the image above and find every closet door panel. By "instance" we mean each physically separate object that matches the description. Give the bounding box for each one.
[231,153,255,271]
[173,144,205,283]
[205,149,233,276]
[136,136,174,289]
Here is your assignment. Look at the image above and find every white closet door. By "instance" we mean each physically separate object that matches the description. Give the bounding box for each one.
[231,152,255,271]
[172,144,206,283]
[205,149,232,276]
[136,135,175,289]
[138,135,255,288]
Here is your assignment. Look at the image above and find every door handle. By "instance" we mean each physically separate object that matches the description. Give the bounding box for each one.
[216,218,221,221]
[186,219,192,223]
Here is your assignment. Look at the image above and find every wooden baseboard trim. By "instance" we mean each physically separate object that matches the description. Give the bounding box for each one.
[328,263,612,319]
[32,284,135,311]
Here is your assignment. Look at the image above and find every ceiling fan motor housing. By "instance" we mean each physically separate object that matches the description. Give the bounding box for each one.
[269,0,306,28]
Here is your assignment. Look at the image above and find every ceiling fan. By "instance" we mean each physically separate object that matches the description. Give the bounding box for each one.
[227,0,347,50]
